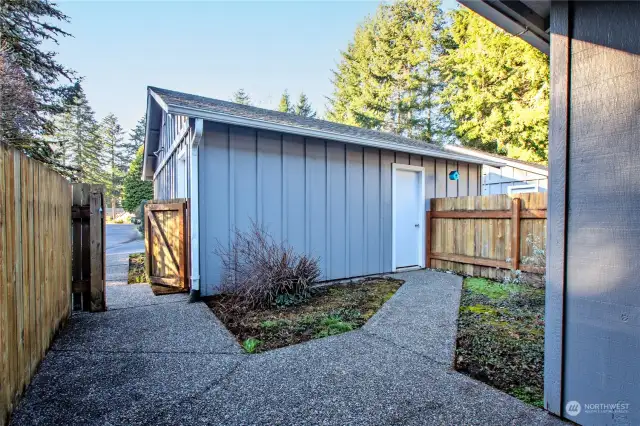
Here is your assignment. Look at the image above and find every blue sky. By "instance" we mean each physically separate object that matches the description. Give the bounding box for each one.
[54,0,458,134]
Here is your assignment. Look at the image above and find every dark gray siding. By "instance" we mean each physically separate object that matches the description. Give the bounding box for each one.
[198,121,481,295]
[548,2,640,423]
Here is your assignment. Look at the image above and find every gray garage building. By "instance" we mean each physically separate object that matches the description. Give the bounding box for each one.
[141,87,499,296]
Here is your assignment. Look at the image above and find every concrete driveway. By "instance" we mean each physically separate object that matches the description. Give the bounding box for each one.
[106,224,145,256]
[9,270,565,426]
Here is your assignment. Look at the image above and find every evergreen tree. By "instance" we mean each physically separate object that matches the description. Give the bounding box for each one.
[122,146,153,213]
[327,0,446,142]
[120,115,145,165]
[232,88,251,105]
[294,92,316,118]
[99,113,127,218]
[0,0,78,164]
[52,86,103,182]
[278,90,293,113]
[439,8,549,162]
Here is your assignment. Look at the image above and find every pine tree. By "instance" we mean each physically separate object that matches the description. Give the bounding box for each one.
[294,92,316,118]
[99,113,127,219]
[122,146,153,213]
[120,115,145,165]
[52,86,103,182]
[0,0,78,164]
[439,8,549,162]
[327,0,447,142]
[278,90,293,113]
[232,89,251,105]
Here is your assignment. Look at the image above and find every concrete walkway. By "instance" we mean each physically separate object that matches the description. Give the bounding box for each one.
[10,270,564,426]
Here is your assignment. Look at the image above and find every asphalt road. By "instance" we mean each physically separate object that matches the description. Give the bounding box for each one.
[105,224,144,255]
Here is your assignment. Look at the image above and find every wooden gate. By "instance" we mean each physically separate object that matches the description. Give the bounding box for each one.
[145,199,189,289]
[71,183,106,312]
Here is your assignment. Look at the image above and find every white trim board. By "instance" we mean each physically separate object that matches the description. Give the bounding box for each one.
[391,163,426,272]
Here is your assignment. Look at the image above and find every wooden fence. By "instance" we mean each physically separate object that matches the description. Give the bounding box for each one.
[0,144,72,425]
[426,193,546,280]
[71,183,105,312]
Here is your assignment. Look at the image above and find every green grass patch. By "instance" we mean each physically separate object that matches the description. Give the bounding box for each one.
[128,253,148,284]
[464,277,522,300]
[206,277,403,354]
[455,277,544,408]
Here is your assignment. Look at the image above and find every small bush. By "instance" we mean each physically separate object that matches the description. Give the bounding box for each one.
[242,338,262,353]
[134,200,147,234]
[216,222,321,309]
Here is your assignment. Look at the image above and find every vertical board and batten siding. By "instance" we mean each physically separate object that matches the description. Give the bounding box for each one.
[0,144,72,426]
[198,122,481,295]
[482,164,548,194]
[545,2,640,424]
[153,120,192,201]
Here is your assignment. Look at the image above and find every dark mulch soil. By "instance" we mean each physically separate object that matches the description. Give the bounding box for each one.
[205,277,403,353]
[455,277,545,407]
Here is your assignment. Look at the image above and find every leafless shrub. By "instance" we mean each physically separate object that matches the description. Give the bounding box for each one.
[216,222,321,309]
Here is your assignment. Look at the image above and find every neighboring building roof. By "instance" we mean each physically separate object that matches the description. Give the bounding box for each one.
[444,145,548,176]
[458,1,550,54]
[144,87,504,176]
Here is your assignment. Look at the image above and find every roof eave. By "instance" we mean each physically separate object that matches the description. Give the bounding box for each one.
[165,103,505,167]
[445,145,548,175]
[458,0,550,54]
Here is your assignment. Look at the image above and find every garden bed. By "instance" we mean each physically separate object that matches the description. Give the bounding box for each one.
[128,253,147,284]
[455,277,545,407]
[206,277,403,353]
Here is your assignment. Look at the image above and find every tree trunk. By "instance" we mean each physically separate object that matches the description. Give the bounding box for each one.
[111,197,116,220]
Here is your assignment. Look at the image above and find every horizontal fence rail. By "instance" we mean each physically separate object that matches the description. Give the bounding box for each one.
[0,144,72,425]
[426,193,547,281]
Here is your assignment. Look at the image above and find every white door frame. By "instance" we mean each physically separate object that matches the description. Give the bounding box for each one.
[391,163,426,272]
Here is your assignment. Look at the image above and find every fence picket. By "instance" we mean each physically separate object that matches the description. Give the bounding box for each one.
[426,193,547,281]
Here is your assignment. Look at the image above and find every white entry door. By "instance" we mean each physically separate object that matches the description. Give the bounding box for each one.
[392,164,425,270]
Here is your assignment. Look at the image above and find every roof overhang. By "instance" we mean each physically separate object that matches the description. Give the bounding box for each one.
[161,103,505,168]
[459,0,550,54]
[143,87,505,171]
[445,145,548,175]
[141,91,166,181]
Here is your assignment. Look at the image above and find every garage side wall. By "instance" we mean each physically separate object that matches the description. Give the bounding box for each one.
[198,121,481,295]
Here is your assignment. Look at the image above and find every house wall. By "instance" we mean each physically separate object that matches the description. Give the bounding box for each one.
[153,116,193,200]
[198,121,482,295]
[546,2,640,423]
[481,164,547,194]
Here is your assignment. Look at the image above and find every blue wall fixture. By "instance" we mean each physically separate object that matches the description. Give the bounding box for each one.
[449,170,459,180]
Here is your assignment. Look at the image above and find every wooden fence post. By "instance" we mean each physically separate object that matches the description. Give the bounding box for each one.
[89,186,105,312]
[511,197,522,271]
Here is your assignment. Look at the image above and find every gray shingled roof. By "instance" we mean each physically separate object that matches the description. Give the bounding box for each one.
[148,86,502,166]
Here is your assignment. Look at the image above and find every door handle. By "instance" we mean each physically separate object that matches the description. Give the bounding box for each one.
[415,224,420,227]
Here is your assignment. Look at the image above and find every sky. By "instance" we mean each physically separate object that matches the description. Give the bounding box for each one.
[53,0,458,135]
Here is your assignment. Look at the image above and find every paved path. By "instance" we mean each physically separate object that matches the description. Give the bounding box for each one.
[106,224,145,256]
[10,270,564,426]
